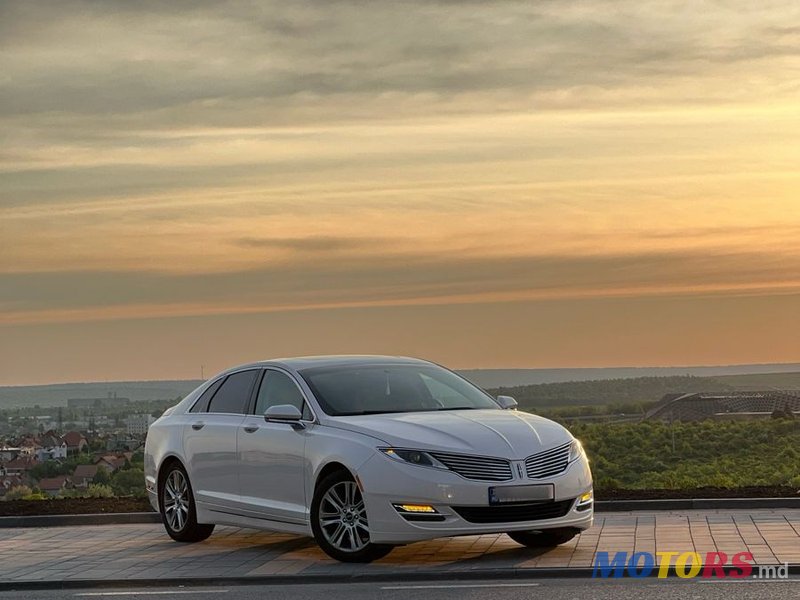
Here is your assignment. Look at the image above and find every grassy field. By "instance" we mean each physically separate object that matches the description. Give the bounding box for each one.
[713,371,800,389]
[570,418,800,490]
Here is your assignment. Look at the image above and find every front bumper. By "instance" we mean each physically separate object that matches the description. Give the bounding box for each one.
[357,451,594,544]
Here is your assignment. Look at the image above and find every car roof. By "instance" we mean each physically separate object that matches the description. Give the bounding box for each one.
[228,355,434,373]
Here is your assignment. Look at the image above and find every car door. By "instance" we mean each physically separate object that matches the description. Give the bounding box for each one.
[183,369,259,511]
[237,368,312,524]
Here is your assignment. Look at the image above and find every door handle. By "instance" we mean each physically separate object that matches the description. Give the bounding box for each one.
[191,422,205,431]
[243,425,259,433]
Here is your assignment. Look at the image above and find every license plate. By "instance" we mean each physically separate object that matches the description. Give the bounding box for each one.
[489,484,554,505]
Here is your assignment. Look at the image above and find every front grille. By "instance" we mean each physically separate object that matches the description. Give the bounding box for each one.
[430,452,513,482]
[525,442,571,479]
[452,499,574,524]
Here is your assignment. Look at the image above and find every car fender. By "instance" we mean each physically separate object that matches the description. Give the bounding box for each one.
[304,423,388,499]
[144,415,190,497]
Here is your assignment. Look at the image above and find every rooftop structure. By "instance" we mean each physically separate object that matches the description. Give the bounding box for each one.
[644,390,800,421]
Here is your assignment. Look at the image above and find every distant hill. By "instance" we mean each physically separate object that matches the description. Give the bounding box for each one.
[487,372,800,410]
[1,362,800,409]
[0,380,203,409]
[460,363,800,388]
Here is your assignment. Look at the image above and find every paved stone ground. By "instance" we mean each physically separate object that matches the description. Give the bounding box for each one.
[0,510,798,582]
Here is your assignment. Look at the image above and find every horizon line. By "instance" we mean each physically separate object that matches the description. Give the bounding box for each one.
[3,360,800,389]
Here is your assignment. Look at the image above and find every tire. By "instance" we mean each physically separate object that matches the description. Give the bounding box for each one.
[159,462,215,543]
[311,469,393,563]
[507,527,580,548]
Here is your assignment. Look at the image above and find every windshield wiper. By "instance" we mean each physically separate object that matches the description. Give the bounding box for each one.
[435,406,478,411]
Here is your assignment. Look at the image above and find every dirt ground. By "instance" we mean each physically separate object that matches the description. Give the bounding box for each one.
[596,486,799,500]
[0,497,153,516]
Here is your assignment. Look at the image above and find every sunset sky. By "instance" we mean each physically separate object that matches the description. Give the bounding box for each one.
[2,1,800,385]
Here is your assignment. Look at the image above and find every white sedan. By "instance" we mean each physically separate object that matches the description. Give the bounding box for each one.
[144,356,593,562]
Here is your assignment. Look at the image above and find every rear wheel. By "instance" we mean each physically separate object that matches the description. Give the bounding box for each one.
[159,462,214,543]
[311,470,393,563]
[507,527,580,548]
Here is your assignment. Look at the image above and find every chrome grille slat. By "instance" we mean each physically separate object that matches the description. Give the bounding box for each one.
[429,442,572,482]
[528,461,562,469]
[430,452,513,481]
[524,442,571,479]
[528,446,569,459]
[528,461,564,469]
[437,457,506,462]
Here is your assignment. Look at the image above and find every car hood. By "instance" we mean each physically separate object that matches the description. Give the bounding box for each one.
[327,409,572,458]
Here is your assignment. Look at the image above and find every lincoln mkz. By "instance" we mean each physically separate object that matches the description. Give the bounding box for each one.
[144,356,593,562]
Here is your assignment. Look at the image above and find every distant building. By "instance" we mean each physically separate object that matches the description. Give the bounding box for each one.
[61,431,88,455]
[0,474,25,498]
[126,414,156,436]
[35,438,68,461]
[94,454,126,473]
[72,464,100,488]
[67,392,129,410]
[0,447,20,463]
[34,416,58,431]
[37,475,69,497]
[105,436,142,453]
[16,438,38,457]
[1,456,38,476]
[644,391,800,422]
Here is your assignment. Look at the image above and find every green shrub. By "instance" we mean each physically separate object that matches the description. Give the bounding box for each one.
[21,492,47,500]
[3,485,33,501]
[92,468,111,485]
[85,484,114,498]
[111,468,146,498]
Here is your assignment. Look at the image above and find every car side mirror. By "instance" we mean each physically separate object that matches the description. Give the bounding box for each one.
[496,395,518,410]
[264,404,304,427]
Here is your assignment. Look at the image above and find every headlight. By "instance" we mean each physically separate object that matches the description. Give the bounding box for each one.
[379,448,447,469]
[568,439,586,463]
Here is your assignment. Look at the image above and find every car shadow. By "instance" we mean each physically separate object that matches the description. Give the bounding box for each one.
[196,529,558,570]
[379,542,553,566]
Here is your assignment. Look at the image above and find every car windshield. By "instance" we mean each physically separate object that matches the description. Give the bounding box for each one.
[298,364,500,416]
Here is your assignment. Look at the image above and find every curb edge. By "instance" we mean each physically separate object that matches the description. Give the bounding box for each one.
[0,564,798,591]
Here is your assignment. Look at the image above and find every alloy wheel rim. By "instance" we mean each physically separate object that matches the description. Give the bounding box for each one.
[163,469,190,532]
[319,481,370,552]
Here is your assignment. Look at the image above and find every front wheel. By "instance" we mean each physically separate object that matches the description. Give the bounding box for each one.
[311,470,393,563]
[160,463,215,543]
[507,527,580,548]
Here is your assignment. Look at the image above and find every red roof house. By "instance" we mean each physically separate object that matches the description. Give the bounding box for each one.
[37,475,69,497]
[61,431,88,455]
[94,454,126,473]
[72,464,100,488]
[2,456,38,476]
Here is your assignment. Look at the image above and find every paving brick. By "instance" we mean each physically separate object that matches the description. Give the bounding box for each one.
[0,509,797,582]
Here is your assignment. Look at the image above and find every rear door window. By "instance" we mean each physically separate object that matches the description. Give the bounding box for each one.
[189,378,224,413]
[207,370,258,414]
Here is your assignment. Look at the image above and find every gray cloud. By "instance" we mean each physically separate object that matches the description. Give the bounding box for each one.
[3,0,798,121]
[3,0,798,214]
[2,248,797,318]
[235,236,385,252]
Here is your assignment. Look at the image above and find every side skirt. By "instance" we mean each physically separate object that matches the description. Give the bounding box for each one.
[196,503,313,537]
